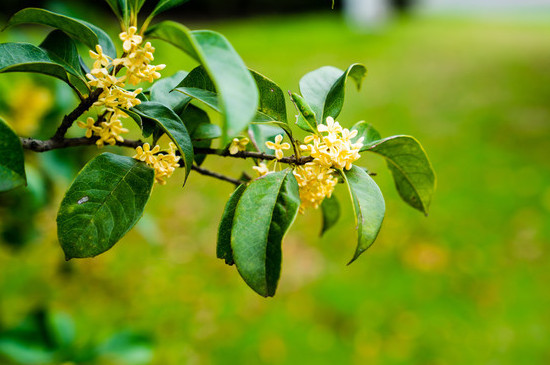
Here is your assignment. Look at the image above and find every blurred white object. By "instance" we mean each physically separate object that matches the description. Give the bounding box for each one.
[343,0,392,31]
[418,0,550,12]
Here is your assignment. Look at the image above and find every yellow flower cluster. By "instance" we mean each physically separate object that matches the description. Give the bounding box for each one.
[79,26,165,147]
[76,110,130,147]
[293,117,364,212]
[133,143,180,185]
[300,117,363,170]
[293,163,338,212]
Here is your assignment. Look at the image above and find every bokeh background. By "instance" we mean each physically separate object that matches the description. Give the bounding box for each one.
[1,0,549,363]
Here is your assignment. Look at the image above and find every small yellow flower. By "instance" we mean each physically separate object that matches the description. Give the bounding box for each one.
[265,134,291,160]
[133,143,160,165]
[252,162,270,177]
[89,45,110,70]
[229,137,249,155]
[77,117,96,138]
[317,116,342,134]
[119,26,142,52]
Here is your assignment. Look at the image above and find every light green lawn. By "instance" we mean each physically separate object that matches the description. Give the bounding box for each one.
[1,12,550,364]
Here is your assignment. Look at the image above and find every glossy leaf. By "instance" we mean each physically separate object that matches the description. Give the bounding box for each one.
[363,135,435,215]
[179,104,211,165]
[176,87,218,109]
[57,153,154,259]
[217,184,246,265]
[146,21,258,143]
[320,195,340,236]
[40,30,83,77]
[0,42,89,94]
[343,165,385,264]
[351,121,381,145]
[193,124,221,140]
[248,124,284,155]
[132,102,194,182]
[79,20,117,59]
[231,170,300,297]
[252,71,287,123]
[300,64,367,123]
[4,8,99,52]
[176,67,286,124]
[147,0,190,19]
[149,71,189,113]
[290,92,317,133]
[0,118,26,192]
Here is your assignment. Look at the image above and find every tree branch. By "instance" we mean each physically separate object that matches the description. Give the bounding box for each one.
[20,136,142,152]
[21,137,314,165]
[193,147,314,165]
[191,165,243,186]
[52,88,104,141]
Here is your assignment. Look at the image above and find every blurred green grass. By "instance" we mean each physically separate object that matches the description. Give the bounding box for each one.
[1,11,550,364]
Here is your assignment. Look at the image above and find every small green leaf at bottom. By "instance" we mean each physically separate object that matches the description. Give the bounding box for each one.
[57,153,154,259]
[217,184,246,265]
[231,170,300,297]
[320,195,340,236]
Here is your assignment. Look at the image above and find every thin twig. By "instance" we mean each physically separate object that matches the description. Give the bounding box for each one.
[191,165,243,186]
[247,128,261,153]
[193,147,314,165]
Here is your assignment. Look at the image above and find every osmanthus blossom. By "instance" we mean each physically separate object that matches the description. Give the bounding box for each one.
[78,24,172,180]
[133,143,180,185]
[257,117,364,212]
[265,134,291,160]
[228,137,249,155]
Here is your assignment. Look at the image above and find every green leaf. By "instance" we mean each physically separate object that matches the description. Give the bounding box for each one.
[131,0,147,13]
[343,165,385,264]
[320,195,340,236]
[47,312,75,348]
[149,71,189,113]
[252,71,287,123]
[79,20,118,59]
[193,124,221,140]
[132,102,194,182]
[148,0,190,20]
[97,331,153,364]
[0,339,55,364]
[289,92,317,133]
[231,170,300,297]
[176,87,218,111]
[363,135,436,215]
[248,124,283,155]
[4,8,99,52]
[179,104,211,166]
[176,67,285,124]
[0,118,26,192]
[351,121,381,145]
[104,0,126,21]
[40,30,83,77]
[299,64,367,123]
[146,22,258,143]
[0,42,89,94]
[57,153,154,259]
[217,184,246,266]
